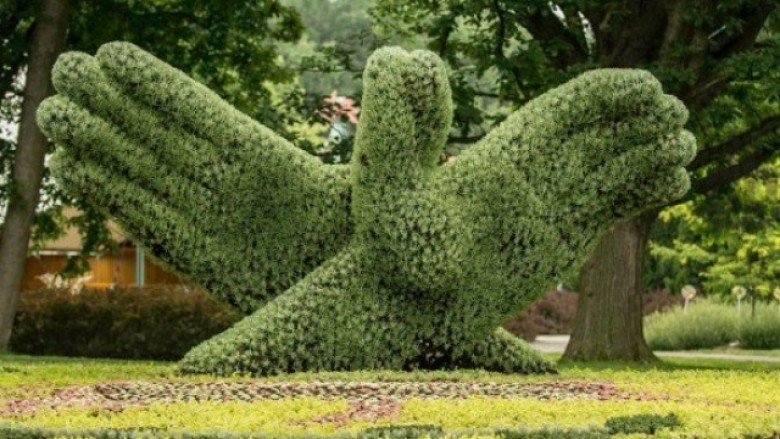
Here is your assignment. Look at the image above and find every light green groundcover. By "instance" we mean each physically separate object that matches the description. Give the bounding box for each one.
[0,414,678,439]
[2,354,778,439]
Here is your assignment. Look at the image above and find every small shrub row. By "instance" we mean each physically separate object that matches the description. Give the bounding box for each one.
[10,287,241,361]
[644,300,780,350]
[642,290,685,315]
[739,306,780,349]
[644,300,738,350]
[604,413,680,435]
[0,413,681,439]
[505,290,682,341]
[504,290,578,341]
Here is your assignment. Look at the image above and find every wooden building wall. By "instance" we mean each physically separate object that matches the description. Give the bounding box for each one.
[21,247,183,291]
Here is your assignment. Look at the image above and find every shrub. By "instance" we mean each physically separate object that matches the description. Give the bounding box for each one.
[642,290,684,315]
[505,289,683,342]
[604,413,680,435]
[359,425,444,439]
[503,290,578,341]
[10,287,240,361]
[0,423,617,439]
[40,42,694,376]
[740,304,780,349]
[644,300,739,350]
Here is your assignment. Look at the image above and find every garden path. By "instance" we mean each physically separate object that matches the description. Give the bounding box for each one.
[531,335,780,363]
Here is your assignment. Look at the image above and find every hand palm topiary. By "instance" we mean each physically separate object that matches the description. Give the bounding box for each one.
[37,43,695,376]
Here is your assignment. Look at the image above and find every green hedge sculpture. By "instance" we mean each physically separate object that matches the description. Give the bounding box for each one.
[37,43,696,376]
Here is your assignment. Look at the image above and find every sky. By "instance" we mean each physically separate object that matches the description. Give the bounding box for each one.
[1,119,18,142]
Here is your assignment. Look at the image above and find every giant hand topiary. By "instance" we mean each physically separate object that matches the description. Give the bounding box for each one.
[37,43,696,376]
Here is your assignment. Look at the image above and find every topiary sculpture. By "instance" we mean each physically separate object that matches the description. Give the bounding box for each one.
[37,42,696,376]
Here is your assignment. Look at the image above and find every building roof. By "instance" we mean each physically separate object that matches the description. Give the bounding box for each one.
[36,207,128,253]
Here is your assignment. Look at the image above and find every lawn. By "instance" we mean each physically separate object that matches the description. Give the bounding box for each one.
[1,353,779,438]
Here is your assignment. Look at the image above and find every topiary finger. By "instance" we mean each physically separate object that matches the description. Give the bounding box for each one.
[51,51,223,184]
[37,96,214,216]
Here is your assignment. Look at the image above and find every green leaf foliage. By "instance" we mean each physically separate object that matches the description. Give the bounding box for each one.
[644,299,780,350]
[0,421,661,439]
[738,304,780,349]
[645,300,740,350]
[371,2,780,309]
[604,413,680,435]
[38,43,694,376]
[1,0,304,267]
[9,287,240,361]
[649,164,780,297]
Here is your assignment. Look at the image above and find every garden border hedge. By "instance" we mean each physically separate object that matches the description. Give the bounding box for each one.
[0,413,682,439]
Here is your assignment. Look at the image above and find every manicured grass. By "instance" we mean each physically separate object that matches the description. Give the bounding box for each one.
[0,353,174,399]
[1,353,779,438]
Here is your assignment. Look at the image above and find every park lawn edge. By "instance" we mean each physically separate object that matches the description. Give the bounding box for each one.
[0,421,652,439]
[1,354,779,438]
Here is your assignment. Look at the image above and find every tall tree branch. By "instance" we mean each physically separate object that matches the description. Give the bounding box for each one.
[691,140,780,194]
[490,0,525,93]
[689,114,780,171]
[712,5,774,59]
[520,4,589,69]
[682,6,773,107]
[0,1,29,97]
[0,0,71,349]
[682,73,730,109]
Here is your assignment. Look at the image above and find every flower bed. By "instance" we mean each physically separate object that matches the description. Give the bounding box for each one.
[1,354,779,438]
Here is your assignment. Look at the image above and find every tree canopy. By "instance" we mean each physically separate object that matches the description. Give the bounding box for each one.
[372,1,780,196]
[0,0,304,264]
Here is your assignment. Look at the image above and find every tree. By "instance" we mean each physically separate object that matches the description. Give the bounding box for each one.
[39,43,691,375]
[0,0,70,350]
[649,162,780,304]
[278,0,378,97]
[372,1,780,361]
[0,0,303,350]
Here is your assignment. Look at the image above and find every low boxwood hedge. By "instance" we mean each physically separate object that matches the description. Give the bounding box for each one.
[604,413,680,435]
[0,414,681,439]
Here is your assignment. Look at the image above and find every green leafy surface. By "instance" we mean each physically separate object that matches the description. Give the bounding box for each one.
[38,43,694,376]
[1,354,779,438]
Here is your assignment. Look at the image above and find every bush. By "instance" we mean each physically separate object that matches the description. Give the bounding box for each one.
[604,413,680,435]
[10,287,241,361]
[740,304,780,349]
[43,41,695,376]
[644,300,739,350]
[505,289,684,342]
[359,425,444,439]
[0,423,615,439]
[504,290,578,341]
[642,290,684,315]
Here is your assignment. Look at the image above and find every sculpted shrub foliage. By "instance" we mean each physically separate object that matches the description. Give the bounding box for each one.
[37,43,695,376]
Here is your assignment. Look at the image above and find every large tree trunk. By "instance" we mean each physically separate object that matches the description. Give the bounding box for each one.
[0,0,69,350]
[563,211,658,362]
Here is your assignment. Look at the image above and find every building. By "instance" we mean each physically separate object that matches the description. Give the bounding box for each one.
[17,208,182,291]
